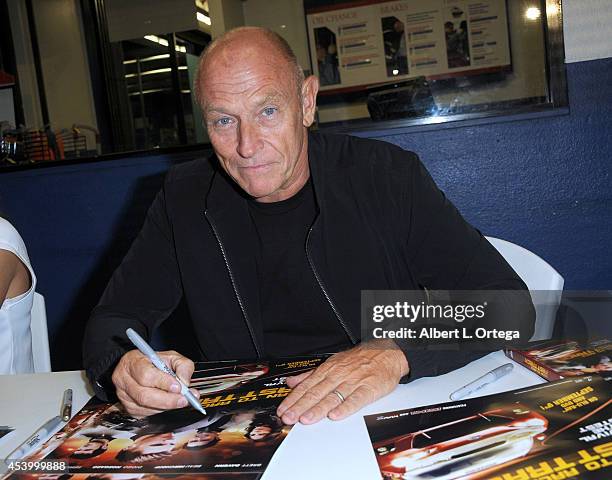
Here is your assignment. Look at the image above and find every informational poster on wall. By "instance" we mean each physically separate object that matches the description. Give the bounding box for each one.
[306,0,511,92]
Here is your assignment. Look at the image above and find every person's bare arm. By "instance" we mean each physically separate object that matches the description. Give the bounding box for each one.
[0,249,30,305]
[112,349,200,416]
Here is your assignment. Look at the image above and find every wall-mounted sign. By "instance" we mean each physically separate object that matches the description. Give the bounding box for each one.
[306,0,511,93]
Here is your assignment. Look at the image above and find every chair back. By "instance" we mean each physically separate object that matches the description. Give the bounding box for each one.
[31,292,51,372]
[486,236,564,341]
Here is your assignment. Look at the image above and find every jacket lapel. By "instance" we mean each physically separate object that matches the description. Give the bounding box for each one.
[204,167,264,356]
[306,133,358,344]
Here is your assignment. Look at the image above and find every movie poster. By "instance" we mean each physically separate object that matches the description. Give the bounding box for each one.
[9,474,259,480]
[365,375,612,479]
[7,356,328,480]
[307,0,511,92]
[506,339,612,381]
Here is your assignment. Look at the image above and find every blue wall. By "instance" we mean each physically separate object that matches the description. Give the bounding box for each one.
[0,151,200,369]
[0,58,610,369]
[370,58,612,290]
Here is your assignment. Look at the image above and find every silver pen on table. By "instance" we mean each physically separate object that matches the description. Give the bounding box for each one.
[449,363,514,401]
[4,416,63,463]
[125,328,206,415]
[61,389,73,422]
[3,388,74,463]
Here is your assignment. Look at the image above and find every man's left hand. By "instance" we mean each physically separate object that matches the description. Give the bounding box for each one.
[277,340,409,425]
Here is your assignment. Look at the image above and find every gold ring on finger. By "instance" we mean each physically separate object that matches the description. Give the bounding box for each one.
[332,389,345,403]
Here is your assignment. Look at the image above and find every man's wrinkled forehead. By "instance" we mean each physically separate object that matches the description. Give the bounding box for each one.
[204,32,286,70]
[202,34,293,80]
[201,60,294,109]
[203,89,287,117]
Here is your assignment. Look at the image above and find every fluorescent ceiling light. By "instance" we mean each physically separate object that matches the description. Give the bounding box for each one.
[145,35,168,47]
[124,54,171,65]
[144,35,187,53]
[197,12,211,26]
[128,88,191,96]
[125,66,188,78]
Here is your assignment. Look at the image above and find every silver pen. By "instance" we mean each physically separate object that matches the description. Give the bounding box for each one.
[450,363,514,401]
[61,389,73,422]
[4,416,63,463]
[125,328,206,415]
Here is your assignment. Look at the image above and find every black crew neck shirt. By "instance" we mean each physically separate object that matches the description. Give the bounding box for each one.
[247,178,351,356]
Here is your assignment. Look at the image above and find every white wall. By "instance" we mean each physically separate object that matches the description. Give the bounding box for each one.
[563,0,612,63]
[33,0,98,145]
[105,0,197,42]
[242,0,311,73]
[209,0,245,39]
[7,0,43,128]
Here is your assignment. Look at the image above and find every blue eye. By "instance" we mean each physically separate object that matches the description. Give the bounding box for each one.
[262,107,277,117]
[214,117,233,127]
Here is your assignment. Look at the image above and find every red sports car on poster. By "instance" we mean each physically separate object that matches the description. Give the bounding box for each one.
[373,405,548,480]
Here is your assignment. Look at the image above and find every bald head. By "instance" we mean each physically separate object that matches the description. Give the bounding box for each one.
[193,26,319,203]
[194,27,305,109]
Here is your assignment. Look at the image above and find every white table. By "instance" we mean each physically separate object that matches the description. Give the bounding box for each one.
[0,351,545,479]
[0,371,94,456]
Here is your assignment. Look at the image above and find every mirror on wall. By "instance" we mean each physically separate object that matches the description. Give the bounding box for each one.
[1,0,566,163]
[286,0,566,131]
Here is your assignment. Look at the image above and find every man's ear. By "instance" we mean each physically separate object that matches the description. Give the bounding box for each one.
[301,75,319,127]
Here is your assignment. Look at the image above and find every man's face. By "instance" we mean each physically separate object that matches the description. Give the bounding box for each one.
[186,431,218,448]
[199,37,318,203]
[74,438,108,455]
[248,425,273,441]
[134,433,176,455]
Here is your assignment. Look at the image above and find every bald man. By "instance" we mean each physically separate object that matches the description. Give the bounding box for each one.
[84,27,533,424]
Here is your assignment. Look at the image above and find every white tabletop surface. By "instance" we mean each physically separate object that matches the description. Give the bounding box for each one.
[0,351,545,479]
[0,371,95,459]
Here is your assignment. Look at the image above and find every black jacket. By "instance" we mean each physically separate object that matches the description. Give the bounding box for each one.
[83,133,533,399]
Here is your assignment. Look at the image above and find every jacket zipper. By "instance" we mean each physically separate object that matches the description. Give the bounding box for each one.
[306,226,357,345]
[205,211,262,358]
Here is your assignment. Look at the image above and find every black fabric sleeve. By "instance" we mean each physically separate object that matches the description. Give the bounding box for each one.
[398,350,490,383]
[82,183,183,400]
[396,155,535,383]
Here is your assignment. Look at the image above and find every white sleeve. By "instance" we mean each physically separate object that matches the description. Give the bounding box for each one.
[0,217,36,291]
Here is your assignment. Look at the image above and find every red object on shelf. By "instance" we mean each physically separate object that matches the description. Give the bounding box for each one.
[0,70,15,87]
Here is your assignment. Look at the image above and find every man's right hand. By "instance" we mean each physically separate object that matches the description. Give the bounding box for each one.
[112,349,199,416]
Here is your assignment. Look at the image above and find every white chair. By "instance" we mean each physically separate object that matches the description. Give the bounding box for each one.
[485,236,564,341]
[31,292,51,372]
